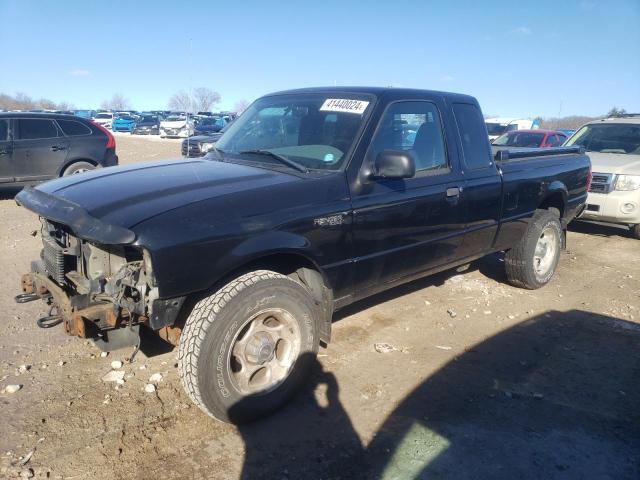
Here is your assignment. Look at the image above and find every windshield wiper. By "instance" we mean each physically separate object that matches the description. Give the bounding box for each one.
[239,149,309,173]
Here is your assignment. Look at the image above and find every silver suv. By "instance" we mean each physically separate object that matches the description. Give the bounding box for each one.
[566,115,640,238]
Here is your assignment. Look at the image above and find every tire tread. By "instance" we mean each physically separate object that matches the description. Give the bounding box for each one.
[177,270,299,418]
[505,209,562,290]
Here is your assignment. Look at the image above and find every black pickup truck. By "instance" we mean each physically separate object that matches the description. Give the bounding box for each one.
[15,87,591,422]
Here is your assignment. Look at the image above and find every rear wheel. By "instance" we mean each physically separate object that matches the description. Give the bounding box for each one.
[631,224,640,240]
[505,209,563,289]
[61,161,95,176]
[178,270,320,423]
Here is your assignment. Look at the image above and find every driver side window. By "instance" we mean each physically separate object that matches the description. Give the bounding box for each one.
[368,101,448,173]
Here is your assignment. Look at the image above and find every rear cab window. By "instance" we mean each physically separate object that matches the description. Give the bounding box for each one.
[16,119,59,140]
[57,119,92,136]
[452,103,492,169]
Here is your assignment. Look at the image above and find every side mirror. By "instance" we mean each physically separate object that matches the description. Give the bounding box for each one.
[372,150,416,179]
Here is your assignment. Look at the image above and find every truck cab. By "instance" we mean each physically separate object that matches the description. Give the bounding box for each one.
[566,115,640,238]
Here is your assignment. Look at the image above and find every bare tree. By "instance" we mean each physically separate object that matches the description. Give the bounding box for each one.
[100,93,131,111]
[0,92,74,111]
[536,115,600,130]
[37,98,58,110]
[192,87,221,112]
[607,107,627,118]
[234,99,250,114]
[167,90,193,112]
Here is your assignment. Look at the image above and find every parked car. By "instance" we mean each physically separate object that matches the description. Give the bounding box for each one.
[492,129,568,149]
[159,114,194,138]
[73,110,96,120]
[93,112,114,129]
[132,115,160,135]
[194,116,226,135]
[111,114,138,132]
[181,132,224,157]
[557,128,576,137]
[485,117,540,142]
[565,115,640,238]
[14,87,589,423]
[0,112,117,186]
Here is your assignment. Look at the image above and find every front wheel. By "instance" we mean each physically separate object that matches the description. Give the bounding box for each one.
[505,209,563,289]
[178,270,320,423]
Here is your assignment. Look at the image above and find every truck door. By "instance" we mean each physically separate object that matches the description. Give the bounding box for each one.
[0,118,13,184]
[12,118,69,182]
[350,100,466,294]
[451,102,502,257]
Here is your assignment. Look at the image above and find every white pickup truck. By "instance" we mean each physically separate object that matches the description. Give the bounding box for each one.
[566,115,640,238]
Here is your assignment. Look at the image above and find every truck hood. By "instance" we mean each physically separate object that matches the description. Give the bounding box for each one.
[30,159,299,236]
[587,152,640,175]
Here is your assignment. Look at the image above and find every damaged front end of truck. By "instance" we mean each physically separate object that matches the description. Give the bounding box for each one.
[14,187,184,351]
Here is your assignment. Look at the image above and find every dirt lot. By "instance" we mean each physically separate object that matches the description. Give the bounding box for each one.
[1,135,639,479]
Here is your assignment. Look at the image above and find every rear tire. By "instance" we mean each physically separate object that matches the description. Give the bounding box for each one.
[61,161,95,176]
[178,270,320,423]
[631,224,640,240]
[505,209,563,289]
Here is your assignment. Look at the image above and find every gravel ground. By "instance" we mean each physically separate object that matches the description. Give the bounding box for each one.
[1,135,639,479]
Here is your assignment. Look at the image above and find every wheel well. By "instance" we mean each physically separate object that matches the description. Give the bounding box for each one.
[539,192,565,218]
[60,159,97,176]
[214,253,334,344]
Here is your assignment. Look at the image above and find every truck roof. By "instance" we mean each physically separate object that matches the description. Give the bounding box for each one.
[585,117,640,125]
[265,86,478,104]
[503,129,561,135]
[0,111,82,120]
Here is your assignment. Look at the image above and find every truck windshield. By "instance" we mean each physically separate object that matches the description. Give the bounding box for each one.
[485,123,507,136]
[215,93,372,171]
[566,123,640,155]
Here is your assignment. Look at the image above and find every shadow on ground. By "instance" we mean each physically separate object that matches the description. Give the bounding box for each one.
[569,219,635,239]
[234,310,640,479]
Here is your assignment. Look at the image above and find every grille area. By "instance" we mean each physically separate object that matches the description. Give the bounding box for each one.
[181,141,203,157]
[589,172,614,194]
[42,235,65,284]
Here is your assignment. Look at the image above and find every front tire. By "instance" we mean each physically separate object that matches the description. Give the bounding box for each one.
[505,209,563,289]
[631,224,640,240]
[178,270,320,423]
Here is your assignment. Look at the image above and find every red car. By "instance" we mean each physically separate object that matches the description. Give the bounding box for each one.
[492,129,568,148]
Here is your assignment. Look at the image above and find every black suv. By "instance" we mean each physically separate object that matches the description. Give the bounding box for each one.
[0,113,118,186]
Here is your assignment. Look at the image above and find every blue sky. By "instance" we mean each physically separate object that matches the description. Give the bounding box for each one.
[1,0,638,117]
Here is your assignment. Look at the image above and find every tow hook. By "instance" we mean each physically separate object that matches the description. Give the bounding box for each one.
[36,306,63,329]
[14,293,40,304]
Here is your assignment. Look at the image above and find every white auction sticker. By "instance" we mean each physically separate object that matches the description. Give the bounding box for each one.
[320,99,369,115]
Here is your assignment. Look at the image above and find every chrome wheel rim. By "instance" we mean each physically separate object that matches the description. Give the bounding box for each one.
[533,226,558,278]
[72,168,89,175]
[227,308,301,395]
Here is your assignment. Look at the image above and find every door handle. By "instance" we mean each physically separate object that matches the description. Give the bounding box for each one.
[51,145,67,152]
[446,187,462,197]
